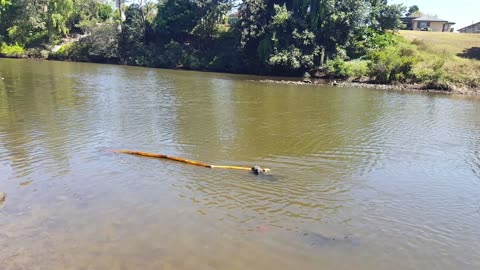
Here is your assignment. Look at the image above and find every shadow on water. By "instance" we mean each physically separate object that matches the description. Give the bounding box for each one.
[252,173,278,182]
[299,231,360,248]
[457,47,480,60]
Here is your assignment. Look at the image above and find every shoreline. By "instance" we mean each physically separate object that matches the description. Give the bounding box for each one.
[245,79,480,96]
[2,55,478,96]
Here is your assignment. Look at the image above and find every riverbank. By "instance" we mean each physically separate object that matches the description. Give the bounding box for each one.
[3,28,479,96]
[2,55,478,96]
[248,78,479,96]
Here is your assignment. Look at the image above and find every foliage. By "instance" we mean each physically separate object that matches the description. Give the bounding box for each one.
[347,29,396,59]
[154,0,200,43]
[368,43,419,83]
[0,0,11,15]
[405,5,422,17]
[0,42,25,57]
[406,5,418,17]
[325,58,353,78]
[326,58,369,79]
[49,23,119,63]
[47,0,75,39]
[236,0,405,74]
[412,58,449,89]
[192,0,233,41]
[97,2,113,22]
[119,4,145,65]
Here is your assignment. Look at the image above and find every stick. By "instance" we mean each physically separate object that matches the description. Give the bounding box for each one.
[112,150,269,173]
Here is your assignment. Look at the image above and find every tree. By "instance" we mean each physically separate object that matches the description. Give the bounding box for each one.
[0,0,49,45]
[119,4,145,64]
[366,0,405,32]
[0,0,12,16]
[406,5,419,17]
[47,0,74,40]
[192,0,233,40]
[70,0,104,34]
[238,0,373,72]
[154,0,201,43]
[376,3,406,31]
[97,2,113,22]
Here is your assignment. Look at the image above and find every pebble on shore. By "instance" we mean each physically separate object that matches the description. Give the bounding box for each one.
[0,192,6,203]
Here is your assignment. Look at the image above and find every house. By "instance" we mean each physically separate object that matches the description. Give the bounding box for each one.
[400,17,416,30]
[402,17,455,32]
[412,17,455,32]
[458,22,480,33]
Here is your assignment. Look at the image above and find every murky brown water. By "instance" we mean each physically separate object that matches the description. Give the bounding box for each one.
[1,58,480,270]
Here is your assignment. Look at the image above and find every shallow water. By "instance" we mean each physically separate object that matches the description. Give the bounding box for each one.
[1,58,480,270]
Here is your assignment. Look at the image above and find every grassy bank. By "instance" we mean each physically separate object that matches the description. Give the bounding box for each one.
[324,31,479,94]
[400,30,480,93]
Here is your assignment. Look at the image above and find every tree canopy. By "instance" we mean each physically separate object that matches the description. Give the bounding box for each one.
[1,0,406,75]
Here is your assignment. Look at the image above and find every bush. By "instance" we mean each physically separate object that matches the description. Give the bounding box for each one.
[368,44,419,83]
[0,42,26,57]
[325,58,369,79]
[97,3,113,22]
[349,60,370,78]
[325,57,353,78]
[26,48,49,58]
[347,30,396,59]
[49,24,120,63]
[411,38,427,51]
[49,43,74,60]
[412,58,450,89]
[25,31,49,48]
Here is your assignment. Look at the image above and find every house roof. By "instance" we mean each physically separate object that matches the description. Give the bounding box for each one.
[412,17,453,23]
[458,22,480,32]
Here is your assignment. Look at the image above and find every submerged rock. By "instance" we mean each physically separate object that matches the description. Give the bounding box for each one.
[0,192,6,203]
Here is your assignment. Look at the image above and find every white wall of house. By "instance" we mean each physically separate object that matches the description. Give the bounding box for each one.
[430,22,445,32]
[413,21,453,32]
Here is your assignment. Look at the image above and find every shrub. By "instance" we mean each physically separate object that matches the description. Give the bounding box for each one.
[347,30,396,59]
[368,44,419,83]
[412,58,450,90]
[349,60,370,79]
[325,58,369,79]
[0,42,26,57]
[49,24,120,63]
[96,2,113,22]
[325,57,353,78]
[49,43,74,60]
[411,38,427,51]
[26,48,49,58]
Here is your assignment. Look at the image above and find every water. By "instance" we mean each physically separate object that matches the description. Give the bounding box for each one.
[1,58,479,270]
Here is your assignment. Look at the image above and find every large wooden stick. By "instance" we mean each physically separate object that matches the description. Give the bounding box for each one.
[113,150,270,173]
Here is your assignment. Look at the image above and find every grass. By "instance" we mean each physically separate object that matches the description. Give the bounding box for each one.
[398,30,480,91]
[399,30,480,59]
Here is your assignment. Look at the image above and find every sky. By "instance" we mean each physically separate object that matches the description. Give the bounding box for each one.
[390,0,479,30]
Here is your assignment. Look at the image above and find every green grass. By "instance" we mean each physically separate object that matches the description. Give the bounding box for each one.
[398,30,480,90]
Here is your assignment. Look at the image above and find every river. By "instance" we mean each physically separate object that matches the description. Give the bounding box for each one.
[1,58,480,270]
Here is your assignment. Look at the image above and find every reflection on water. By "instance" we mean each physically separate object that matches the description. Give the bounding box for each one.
[1,58,480,270]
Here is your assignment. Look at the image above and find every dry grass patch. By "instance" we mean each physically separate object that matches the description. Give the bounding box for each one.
[397,30,480,91]
[399,30,480,58]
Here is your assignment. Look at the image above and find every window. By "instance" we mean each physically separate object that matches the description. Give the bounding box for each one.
[419,21,430,28]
